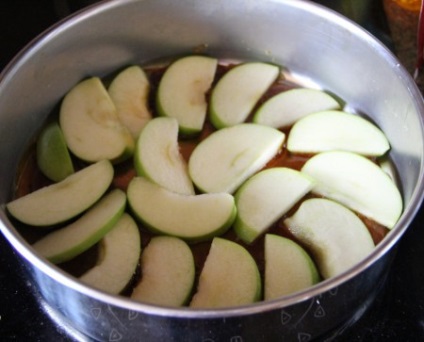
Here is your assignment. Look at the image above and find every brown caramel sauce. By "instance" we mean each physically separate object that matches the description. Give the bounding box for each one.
[11,61,389,297]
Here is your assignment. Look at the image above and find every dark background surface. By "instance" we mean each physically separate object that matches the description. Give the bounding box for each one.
[1,0,424,341]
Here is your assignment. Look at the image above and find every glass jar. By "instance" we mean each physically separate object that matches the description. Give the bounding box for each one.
[383,0,423,91]
[392,0,422,11]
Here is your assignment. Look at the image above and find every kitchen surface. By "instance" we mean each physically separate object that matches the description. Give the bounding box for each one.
[1,0,424,340]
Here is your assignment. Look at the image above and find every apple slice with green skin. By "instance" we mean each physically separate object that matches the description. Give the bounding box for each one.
[264,234,320,300]
[301,151,403,228]
[32,189,127,264]
[127,177,236,242]
[59,77,134,163]
[108,65,152,140]
[134,117,194,195]
[234,167,315,244]
[190,237,261,308]
[378,155,399,183]
[79,213,141,294]
[7,160,114,226]
[156,55,218,135]
[131,236,195,307]
[284,198,375,279]
[36,121,74,182]
[188,123,285,194]
[209,62,280,128]
[253,88,341,128]
[287,111,390,156]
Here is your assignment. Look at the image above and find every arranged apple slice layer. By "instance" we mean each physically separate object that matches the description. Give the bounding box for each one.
[108,65,152,140]
[190,237,261,308]
[131,236,195,307]
[284,198,375,279]
[134,117,194,195]
[209,62,280,128]
[59,77,134,163]
[234,168,314,244]
[32,189,127,264]
[7,160,114,226]
[127,177,236,242]
[287,111,390,156]
[264,234,320,300]
[156,55,218,135]
[188,123,285,194]
[253,88,340,128]
[79,213,141,294]
[301,151,403,228]
[36,121,75,182]
[10,56,405,306]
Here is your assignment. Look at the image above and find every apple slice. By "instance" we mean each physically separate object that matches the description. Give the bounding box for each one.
[131,236,195,307]
[127,177,236,242]
[156,55,218,135]
[287,111,390,156]
[59,77,134,163]
[234,167,315,244]
[301,151,403,228]
[36,121,74,182]
[264,234,320,300]
[108,65,152,140]
[188,123,285,194]
[209,62,280,128]
[284,198,375,279]
[7,160,114,226]
[32,189,127,264]
[378,155,399,183]
[134,117,194,195]
[79,213,141,294]
[253,88,340,128]
[190,237,261,308]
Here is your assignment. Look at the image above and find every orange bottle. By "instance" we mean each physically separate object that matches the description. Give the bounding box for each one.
[392,0,422,11]
[383,0,423,90]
